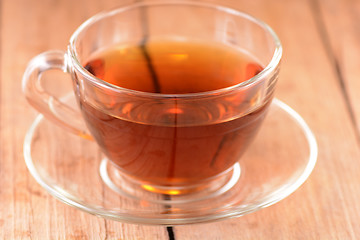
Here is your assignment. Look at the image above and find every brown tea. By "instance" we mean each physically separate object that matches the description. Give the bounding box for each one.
[80,40,270,192]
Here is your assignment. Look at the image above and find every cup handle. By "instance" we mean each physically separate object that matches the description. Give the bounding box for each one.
[22,50,93,140]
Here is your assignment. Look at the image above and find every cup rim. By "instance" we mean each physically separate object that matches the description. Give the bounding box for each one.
[68,0,282,99]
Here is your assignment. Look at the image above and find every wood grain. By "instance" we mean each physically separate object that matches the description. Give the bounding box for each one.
[1,0,360,239]
[0,0,167,239]
[173,0,360,239]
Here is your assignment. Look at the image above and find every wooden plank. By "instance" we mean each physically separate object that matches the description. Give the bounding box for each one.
[0,0,168,239]
[173,0,360,239]
[311,0,360,136]
[1,0,360,239]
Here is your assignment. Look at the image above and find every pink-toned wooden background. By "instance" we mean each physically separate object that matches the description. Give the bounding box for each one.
[1,0,359,239]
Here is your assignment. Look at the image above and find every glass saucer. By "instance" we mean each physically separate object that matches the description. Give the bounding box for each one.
[24,98,317,225]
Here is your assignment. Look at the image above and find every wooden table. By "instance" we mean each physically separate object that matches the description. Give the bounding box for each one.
[1,0,360,239]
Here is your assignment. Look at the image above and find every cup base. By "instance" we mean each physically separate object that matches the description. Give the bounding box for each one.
[100,158,241,203]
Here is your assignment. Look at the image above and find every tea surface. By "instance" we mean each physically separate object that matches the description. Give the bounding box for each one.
[84,40,262,93]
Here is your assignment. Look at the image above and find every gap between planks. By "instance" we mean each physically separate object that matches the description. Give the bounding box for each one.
[310,0,360,145]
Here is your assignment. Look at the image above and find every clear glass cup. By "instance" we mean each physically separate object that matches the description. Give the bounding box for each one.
[22,0,282,196]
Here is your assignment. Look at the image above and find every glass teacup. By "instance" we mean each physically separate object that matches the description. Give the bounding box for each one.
[23,1,282,196]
